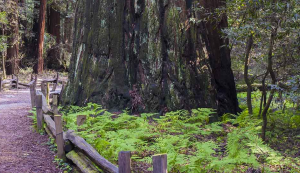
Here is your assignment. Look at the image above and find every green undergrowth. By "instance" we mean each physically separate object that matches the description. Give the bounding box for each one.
[60,102,300,173]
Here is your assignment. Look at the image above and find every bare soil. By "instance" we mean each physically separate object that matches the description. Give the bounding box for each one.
[0,89,61,173]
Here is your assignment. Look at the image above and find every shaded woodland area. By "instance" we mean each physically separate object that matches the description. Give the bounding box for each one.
[0,0,299,172]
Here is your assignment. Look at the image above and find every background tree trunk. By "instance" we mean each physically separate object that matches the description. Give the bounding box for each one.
[198,0,240,116]
[6,0,19,75]
[244,34,253,114]
[1,23,7,79]
[262,25,278,141]
[47,5,61,69]
[36,0,47,74]
[26,0,40,71]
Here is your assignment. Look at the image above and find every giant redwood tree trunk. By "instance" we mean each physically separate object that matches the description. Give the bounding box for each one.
[198,0,240,116]
[62,0,214,113]
[6,0,19,75]
[35,0,47,74]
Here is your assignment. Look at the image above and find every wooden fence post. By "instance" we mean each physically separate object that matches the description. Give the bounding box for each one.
[46,82,50,105]
[52,72,59,91]
[36,95,44,131]
[0,77,2,92]
[16,75,19,91]
[52,95,59,114]
[34,75,38,88]
[118,151,131,173]
[153,154,167,173]
[41,82,46,96]
[54,115,65,160]
[59,82,65,105]
[30,84,35,108]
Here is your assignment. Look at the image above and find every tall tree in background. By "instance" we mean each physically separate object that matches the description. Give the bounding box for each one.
[198,0,240,116]
[47,4,61,69]
[27,0,39,70]
[36,0,46,73]
[0,4,8,79]
[244,34,254,114]
[6,0,19,75]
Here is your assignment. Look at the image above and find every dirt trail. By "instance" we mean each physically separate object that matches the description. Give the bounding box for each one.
[0,89,61,173]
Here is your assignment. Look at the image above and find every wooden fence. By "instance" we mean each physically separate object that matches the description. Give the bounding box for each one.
[29,78,168,173]
[0,73,61,92]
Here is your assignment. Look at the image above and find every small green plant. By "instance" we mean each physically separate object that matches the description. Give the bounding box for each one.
[46,137,57,153]
[28,108,37,128]
[28,108,45,134]
[53,157,72,173]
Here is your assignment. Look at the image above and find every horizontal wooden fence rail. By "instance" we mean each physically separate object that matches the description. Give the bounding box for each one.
[32,85,169,173]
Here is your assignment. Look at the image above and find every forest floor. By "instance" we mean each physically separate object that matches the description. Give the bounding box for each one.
[0,89,61,173]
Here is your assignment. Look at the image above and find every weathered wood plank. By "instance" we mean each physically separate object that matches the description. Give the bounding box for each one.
[52,95,59,115]
[16,75,19,91]
[41,82,46,98]
[43,114,67,140]
[66,130,118,173]
[45,125,55,139]
[36,90,51,113]
[52,72,59,92]
[54,115,65,160]
[50,90,61,97]
[153,154,167,173]
[18,82,30,87]
[0,77,2,92]
[36,95,44,131]
[46,82,50,105]
[66,150,100,173]
[30,83,36,108]
[1,79,16,85]
[118,151,131,173]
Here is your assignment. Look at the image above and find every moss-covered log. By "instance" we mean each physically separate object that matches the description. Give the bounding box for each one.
[62,0,214,112]
[66,150,100,173]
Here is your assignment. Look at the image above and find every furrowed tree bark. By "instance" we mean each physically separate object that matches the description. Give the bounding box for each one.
[62,0,213,113]
[6,0,19,75]
[244,34,254,114]
[36,0,47,74]
[198,0,240,116]
[262,24,278,141]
